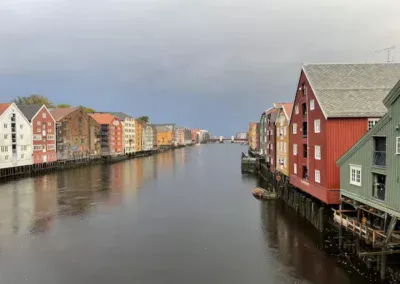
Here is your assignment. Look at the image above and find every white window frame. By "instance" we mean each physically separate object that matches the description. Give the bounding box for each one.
[397,137,400,155]
[350,165,362,187]
[310,99,315,110]
[42,113,47,118]
[294,163,297,174]
[315,145,321,160]
[368,118,380,130]
[293,144,298,155]
[295,104,299,114]
[314,119,321,133]
[293,123,297,134]
[315,170,321,183]
[284,142,287,153]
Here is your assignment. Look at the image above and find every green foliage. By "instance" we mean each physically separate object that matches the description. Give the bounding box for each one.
[78,105,96,113]
[136,116,149,123]
[13,94,55,108]
[57,103,72,108]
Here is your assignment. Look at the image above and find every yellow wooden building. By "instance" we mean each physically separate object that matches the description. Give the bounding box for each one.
[275,103,293,177]
[155,124,175,148]
[134,120,144,152]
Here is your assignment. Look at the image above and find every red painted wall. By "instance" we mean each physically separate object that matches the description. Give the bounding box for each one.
[326,118,368,189]
[32,107,56,164]
[289,70,371,205]
[109,117,123,154]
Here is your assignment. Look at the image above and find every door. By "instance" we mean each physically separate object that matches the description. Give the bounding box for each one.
[43,155,47,163]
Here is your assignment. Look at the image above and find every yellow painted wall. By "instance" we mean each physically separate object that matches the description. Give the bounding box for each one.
[134,120,143,152]
[275,109,290,176]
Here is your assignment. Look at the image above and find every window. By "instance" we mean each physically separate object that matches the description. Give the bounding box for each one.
[373,137,386,167]
[310,99,315,110]
[4,123,7,128]
[4,155,8,160]
[350,165,362,186]
[293,123,297,134]
[34,145,43,151]
[295,104,299,114]
[368,118,379,130]
[280,115,284,125]
[314,119,321,133]
[47,135,55,140]
[315,170,321,183]
[315,145,321,160]
[42,113,47,118]
[20,124,23,129]
[37,121,41,126]
[37,128,41,133]
[373,173,386,201]
[284,143,287,153]
[294,163,297,174]
[303,144,308,158]
[302,166,308,180]
[34,134,42,141]
[47,144,55,150]
[21,154,24,159]
[284,157,287,168]
[20,134,23,139]
[48,122,52,126]
[293,144,298,155]
[4,134,7,139]
[1,146,6,152]
[284,126,287,136]
[397,137,400,155]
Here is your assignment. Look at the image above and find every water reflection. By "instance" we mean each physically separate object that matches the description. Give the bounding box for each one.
[260,201,372,284]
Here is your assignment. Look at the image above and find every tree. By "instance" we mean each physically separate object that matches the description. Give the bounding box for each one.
[13,94,55,108]
[57,103,72,108]
[77,105,96,113]
[136,116,149,123]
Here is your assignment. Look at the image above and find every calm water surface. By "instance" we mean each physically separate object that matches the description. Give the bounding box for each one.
[0,144,373,283]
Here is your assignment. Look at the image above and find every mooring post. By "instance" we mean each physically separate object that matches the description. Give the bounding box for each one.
[318,207,324,232]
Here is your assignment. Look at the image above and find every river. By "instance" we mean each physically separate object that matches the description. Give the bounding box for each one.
[0,144,376,283]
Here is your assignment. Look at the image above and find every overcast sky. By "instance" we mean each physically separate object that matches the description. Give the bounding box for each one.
[0,0,399,136]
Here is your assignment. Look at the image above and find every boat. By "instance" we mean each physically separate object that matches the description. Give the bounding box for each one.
[252,187,277,200]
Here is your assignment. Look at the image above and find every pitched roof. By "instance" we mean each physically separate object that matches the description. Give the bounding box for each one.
[88,113,117,125]
[282,103,293,120]
[17,105,42,121]
[303,63,400,118]
[109,112,132,121]
[0,103,11,116]
[50,107,78,121]
[154,125,170,132]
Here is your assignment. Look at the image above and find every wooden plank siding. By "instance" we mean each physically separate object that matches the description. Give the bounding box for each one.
[339,83,400,216]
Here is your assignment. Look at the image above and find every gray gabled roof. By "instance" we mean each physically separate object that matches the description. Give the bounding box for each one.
[109,112,132,121]
[17,105,43,121]
[303,63,400,118]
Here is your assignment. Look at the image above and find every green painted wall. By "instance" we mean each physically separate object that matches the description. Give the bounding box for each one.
[340,94,400,216]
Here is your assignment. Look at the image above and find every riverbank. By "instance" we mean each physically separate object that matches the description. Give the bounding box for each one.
[0,144,193,182]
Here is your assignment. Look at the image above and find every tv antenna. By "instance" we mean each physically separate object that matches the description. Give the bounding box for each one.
[375,45,396,62]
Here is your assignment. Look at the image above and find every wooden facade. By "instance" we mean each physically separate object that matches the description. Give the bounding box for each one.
[289,64,400,205]
[338,80,400,217]
[89,113,123,156]
[275,103,293,177]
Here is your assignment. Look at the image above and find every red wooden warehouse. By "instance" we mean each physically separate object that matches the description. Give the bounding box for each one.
[289,63,400,204]
[265,103,282,173]
[18,105,57,164]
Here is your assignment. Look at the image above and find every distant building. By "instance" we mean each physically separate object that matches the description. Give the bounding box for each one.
[265,103,282,172]
[199,130,210,143]
[110,112,135,155]
[142,124,157,151]
[275,103,293,178]
[18,105,57,164]
[134,120,144,152]
[0,103,33,169]
[51,107,99,160]
[89,113,123,156]
[191,128,200,143]
[235,132,248,140]
[155,124,175,148]
[183,128,192,145]
[248,122,259,150]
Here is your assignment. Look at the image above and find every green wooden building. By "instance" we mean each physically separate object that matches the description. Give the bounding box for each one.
[336,79,400,252]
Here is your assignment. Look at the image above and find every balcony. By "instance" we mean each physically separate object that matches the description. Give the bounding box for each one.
[373,151,386,167]
[302,122,308,138]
